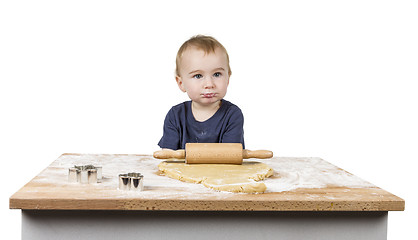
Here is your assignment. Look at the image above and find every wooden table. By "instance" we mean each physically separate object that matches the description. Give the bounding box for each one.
[10,154,404,240]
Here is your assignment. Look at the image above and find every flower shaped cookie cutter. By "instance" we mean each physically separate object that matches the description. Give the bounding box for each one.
[119,172,144,191]
[68,165,102,184]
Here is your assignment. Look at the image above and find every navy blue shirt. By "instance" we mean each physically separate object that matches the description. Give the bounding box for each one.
[158,100,245,150]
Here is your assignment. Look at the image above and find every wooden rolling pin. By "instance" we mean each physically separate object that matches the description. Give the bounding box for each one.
[153,143,273,164]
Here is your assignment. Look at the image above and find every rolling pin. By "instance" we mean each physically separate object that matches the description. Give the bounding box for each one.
[153,143,273,164]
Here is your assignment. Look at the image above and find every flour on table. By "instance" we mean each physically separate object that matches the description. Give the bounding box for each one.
[33,154,374,198]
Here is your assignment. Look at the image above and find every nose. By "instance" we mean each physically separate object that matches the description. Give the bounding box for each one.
[203,76,215,89]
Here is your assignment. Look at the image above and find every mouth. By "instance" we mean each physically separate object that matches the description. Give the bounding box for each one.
[202,93,216,98]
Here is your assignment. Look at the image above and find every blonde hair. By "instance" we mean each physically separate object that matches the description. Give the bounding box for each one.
[175,35,231,77]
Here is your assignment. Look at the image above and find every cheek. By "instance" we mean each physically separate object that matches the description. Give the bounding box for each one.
[185,81,201,94]
[217,78,229,90]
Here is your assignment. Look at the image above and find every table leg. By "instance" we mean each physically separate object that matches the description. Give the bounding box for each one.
[22,210,387,240]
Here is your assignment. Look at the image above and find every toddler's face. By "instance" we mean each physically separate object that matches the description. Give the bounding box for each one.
[176,46,230,107]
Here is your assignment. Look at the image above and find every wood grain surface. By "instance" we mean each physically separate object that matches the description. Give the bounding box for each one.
[9,154,404,211]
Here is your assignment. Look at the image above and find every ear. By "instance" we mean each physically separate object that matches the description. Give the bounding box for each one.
[176,76,186,92]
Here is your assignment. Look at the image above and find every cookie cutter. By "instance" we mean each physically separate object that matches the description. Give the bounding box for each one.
[119,172,144,191]
[68,165,102,184]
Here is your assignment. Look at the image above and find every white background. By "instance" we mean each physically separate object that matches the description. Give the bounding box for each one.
[1,1,417,239]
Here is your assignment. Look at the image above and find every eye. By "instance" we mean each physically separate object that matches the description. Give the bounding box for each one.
[213,72,222,77]
[193,74,203,79]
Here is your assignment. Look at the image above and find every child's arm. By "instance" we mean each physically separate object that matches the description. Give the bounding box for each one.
[221,107,245,149]
[158,109,181,150]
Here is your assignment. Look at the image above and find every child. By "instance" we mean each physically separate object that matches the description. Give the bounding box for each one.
[158,35,244,150]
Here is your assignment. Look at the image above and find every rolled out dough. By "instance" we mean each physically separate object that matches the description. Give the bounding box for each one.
[158,161,274,193]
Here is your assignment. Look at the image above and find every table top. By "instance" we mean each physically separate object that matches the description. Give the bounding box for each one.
[9,153,404,211]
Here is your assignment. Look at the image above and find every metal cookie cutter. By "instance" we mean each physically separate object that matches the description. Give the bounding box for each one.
[68,165,102,184]
[119,172,144,191]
